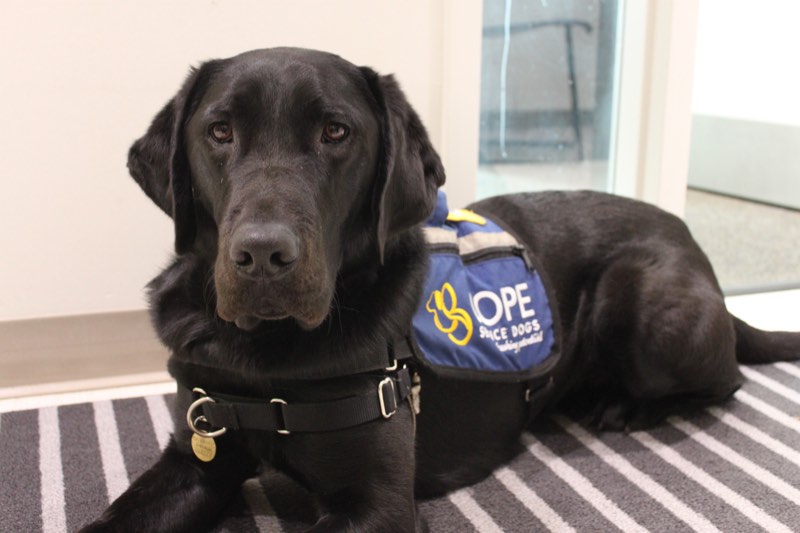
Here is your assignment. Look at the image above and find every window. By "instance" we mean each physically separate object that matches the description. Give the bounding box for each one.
[477,0,620,199]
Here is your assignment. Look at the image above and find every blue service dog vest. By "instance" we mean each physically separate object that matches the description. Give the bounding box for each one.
[411,191,560,383]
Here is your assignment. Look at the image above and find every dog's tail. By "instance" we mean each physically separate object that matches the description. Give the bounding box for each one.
[733,315,800,364]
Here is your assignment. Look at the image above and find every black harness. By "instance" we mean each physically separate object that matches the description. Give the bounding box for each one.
[182,365,413,436]
[180,340,418,438]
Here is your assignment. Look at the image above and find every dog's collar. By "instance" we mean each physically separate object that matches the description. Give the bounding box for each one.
[181,365,413,436]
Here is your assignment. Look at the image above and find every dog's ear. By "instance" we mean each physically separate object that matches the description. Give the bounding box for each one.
[360,68,446,262]
[127,64,214,254]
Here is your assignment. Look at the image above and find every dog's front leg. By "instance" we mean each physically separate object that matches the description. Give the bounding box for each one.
[284,403,421,533]
[79,432,260,533]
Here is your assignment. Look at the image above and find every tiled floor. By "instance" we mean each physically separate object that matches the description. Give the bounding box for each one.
[684,190,800,292]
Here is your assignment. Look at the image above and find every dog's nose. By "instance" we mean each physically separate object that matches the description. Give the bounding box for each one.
[229,223,300,278]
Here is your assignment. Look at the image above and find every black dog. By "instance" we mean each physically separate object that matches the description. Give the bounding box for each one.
[82,47,800,532]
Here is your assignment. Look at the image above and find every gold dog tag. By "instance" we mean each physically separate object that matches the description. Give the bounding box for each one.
[191,433,217,462]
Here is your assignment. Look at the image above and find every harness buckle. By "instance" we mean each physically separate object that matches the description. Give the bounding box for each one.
[270,398,291,435]
[378,377,397,419]
[187,388,228,438]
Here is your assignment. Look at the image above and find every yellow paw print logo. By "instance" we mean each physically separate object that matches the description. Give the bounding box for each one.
[426,282,473,346]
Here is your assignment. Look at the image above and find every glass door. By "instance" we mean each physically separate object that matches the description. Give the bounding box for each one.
[477,0,621,199]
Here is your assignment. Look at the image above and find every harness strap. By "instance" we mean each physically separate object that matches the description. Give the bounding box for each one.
[182,366,412,435]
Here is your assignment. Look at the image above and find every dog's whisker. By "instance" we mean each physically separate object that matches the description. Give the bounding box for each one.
[203,273,214,305]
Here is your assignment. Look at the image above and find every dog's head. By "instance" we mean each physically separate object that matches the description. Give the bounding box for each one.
[128,48,444,331]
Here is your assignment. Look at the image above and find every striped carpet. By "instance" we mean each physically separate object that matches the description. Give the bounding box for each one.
[2,363,799,532]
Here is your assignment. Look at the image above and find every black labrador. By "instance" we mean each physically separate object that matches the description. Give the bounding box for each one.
[82,47,800,532]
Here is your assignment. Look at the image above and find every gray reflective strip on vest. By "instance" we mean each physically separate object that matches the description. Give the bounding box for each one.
[423,227,520,254]
[423,227,458,246]
[458,231,519,255]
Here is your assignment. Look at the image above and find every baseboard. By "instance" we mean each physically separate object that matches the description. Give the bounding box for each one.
[0,372,174,405]
[0,310,169,389]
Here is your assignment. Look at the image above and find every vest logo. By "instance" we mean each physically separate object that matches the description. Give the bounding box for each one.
[471,282,544,354]
[426,282,473,346]
[426,280,544,354]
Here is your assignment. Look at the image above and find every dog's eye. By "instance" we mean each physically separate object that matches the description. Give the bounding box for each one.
[209,122,233,143]
[321,123,349,143]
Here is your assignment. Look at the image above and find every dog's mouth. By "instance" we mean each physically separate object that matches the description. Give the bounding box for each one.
[216,286,333,331]
[222,298,329,331]
[233,314,286,331]
[227,309,329,332]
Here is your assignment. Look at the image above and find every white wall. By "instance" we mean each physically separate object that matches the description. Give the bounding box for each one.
[693,0,800,126]
[0,1,461,321]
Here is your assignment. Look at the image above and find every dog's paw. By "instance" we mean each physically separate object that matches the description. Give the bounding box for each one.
[591,397,632,431]
[590,396,665,432]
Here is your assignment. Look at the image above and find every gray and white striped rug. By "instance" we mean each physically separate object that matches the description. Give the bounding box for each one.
[2,362,799,532]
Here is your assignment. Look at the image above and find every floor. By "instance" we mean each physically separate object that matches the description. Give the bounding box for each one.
[684,189,800,293]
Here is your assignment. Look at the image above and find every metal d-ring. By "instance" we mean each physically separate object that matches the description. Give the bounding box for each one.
[186,388,227,438]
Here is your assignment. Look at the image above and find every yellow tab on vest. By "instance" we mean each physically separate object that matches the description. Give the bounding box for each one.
[191,433,217,462]
[446,209,486,225]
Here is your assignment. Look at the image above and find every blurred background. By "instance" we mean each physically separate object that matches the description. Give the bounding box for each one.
[1,0,798,394]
